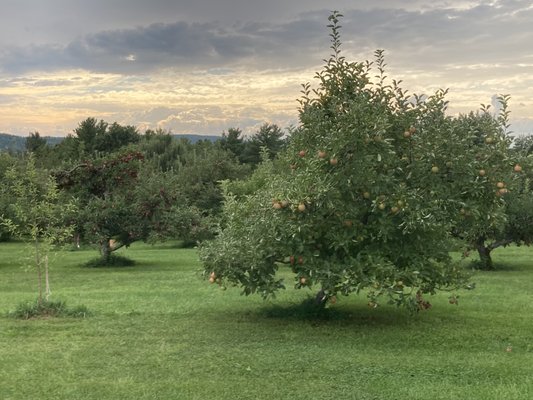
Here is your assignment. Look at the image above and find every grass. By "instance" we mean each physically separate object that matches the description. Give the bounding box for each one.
[0,241,532,399]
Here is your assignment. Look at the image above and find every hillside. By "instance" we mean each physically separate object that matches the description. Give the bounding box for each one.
[0,133,219,152]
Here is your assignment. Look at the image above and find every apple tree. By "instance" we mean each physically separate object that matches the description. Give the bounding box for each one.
[200,12,511,310]
[449,105,527,269]
[55,150,205,263]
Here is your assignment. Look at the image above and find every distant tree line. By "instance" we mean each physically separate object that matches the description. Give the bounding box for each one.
[0,118,287,263]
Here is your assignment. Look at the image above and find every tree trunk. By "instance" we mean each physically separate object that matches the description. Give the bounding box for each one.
[35,240,43,306]
[475,238,494,270]
[100,240,112,264]
[314,289,328,307]
[44,255,51,301]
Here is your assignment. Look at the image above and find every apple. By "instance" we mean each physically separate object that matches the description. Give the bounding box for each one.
[397,200,405,207]
[318,150,327,159]
[363,191,371,199]
[496,181,505,189]
[289,256,295,265]
[445,161,453,168]
[403,130,411,138]
[514,164,522,172]
[485,137,494,144]
[329,158,338,166]
[497,188,508,196]
[298,150,306,157]
[431,166,439,173]
[391,206,399,214]
[272,202,282,210]
[299,277,307,285]
[479,169,486,177]
[329,296,337,305]
[297,203,306,212]
[409,126,416,134]
[298,256,304,265]
[280,200,289,208]
[378,203,386,211]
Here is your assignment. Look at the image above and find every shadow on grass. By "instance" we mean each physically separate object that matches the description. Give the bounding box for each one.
[250,297,426,328]
[83,254,136,268]
[467,259,526,272]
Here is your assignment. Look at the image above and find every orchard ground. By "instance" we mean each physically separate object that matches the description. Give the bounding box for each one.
[0,242,532,400]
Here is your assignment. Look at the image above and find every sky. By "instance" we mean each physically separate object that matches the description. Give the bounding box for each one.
[1,0,532,138]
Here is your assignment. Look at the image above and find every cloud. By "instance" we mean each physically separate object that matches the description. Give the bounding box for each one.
[1,1,532,76]
[1,0,533,136]
[0,17,327,74]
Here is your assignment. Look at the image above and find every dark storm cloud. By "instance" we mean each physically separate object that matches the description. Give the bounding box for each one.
[0,17,326,74]
[0,1,532,75]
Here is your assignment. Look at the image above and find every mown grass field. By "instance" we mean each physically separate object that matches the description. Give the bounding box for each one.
[0,241,532,400]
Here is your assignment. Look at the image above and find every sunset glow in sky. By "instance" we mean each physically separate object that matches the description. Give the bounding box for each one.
[1,0,532,137]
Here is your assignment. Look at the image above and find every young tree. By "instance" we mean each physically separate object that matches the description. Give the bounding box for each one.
[200,12,510,310]
[1,154,76,305]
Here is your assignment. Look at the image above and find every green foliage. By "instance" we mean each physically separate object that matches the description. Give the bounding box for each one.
[0,152,18,241]
[240,123,287,165]
[450,112,533,270]
[219,127,245,161]
[74,117,140,155]
[1,154,77,304]
[55,149,213,261]
[25,132,47,153]
[175,142,251,213]
[7,299,91,319]
[513,134,533,156]
[200,12,514,310]
[140,129,188,172]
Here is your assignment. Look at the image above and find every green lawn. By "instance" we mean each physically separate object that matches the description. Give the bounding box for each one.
[0,242,532,400]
